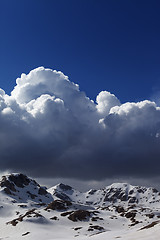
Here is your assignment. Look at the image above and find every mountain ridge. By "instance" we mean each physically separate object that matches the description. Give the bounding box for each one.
[0,173,160,240]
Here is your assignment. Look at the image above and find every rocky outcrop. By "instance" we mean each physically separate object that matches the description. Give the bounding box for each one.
[68,210,91,222]
[45,200,72,211]
[0,173,53,203]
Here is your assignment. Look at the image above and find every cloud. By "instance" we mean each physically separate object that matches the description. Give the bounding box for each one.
[96,91,120,117]
[0,66,160,181]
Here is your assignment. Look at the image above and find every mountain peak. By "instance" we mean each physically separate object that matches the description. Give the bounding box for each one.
[0,173,53,204]
[0,173,37,189]
[57,183,73,191]
[0,173,160,239]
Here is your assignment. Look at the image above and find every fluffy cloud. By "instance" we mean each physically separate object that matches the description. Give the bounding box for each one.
[96,91,120,117]
[0,67,160,180]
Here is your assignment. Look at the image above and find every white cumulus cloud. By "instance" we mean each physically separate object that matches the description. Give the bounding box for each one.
[0,67,159,180]
[96,90,121,117]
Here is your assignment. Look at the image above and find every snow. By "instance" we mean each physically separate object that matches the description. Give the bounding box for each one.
[0,173,160,240]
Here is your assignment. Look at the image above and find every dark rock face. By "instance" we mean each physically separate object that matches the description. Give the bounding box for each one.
[22,232,30,236]
[38,187,48,195]
[129,190,134,195]
[50,216,59,220]
[54,192,72,202]
[7,209,43,226]
[61,211,73,217]
[152,188,158,193]
[27,191,37,199]
[137,188,145,194]
[125,211,136,219]
[51,183,74,202]
[8,174,30,188]
[0,174,34,196]
[146,213,155,218]
[74,227,82,231]
[0,173,54,204]
[59,183,72,191]
[68,210,91,222]
[121,194,128,201]
[140,221,159,230]
[0,176,16,192]
[104,188,128,203]
[45,200,72,211]
[115,206,125,214]
[53,183,73,201]
[88,189,97,195]
[91,216,103,221]
[102,185,152,205]
[3,188,15,195]
[128,197,138,204]
[88,225,105,231]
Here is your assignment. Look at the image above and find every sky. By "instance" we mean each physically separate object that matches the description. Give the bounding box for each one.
[0,0,160,190]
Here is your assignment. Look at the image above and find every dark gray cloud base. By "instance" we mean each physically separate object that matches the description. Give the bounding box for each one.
[0,67,160,180]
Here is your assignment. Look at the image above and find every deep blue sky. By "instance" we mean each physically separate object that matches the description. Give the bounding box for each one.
[0,0,160,103]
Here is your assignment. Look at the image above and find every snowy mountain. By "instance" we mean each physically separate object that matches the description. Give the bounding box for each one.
[0,173,53,204]
[49,182,160,207]
[0,173,160,240]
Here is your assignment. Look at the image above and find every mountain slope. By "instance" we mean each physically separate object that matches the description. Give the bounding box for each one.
[0,173,160,240]
[48,182,160,207]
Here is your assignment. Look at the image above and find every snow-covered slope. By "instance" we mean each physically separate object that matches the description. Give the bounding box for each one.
[0,173,160,240]
[0,173,53,204]
[48,182,160,207]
